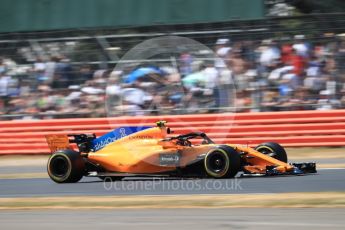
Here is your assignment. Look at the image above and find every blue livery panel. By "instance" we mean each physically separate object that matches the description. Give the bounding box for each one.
[91,126,152,151]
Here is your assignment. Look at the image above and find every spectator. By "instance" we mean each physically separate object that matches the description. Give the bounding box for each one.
[281,43,293,65]
[179,53,193,77]
[33,57,47,84]
[214,38,233,109]
[2,33,345,120]
[292,35,309,58]
[81,80,104,95]
[77,64,94,84]
[229,48,247,91]
[261,89,281,111]
[290,48,306,84]
[44,56,57,85]
[52,56,74,88]
[234,90,251,112]
[283,87,313,110]
[0,71,10,97]
[106,71,122,116]
[202,61,219,108]
[316,90,340,110]
[259,39,281,71]
[215,38,231,69]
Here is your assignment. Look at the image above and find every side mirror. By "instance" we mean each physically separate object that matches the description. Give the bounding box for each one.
[167,127,174,134]
[156,120,167,128]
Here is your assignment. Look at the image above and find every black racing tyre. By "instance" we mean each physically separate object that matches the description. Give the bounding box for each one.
[255,142,288,163]
[204,146,241,178]
[98,176,124,182]
[47,149,85,183]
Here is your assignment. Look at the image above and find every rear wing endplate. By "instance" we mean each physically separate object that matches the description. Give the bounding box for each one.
[45,134,71,153]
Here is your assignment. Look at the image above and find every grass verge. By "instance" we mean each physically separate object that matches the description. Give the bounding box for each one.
[0,192,345,210]
[286,147,345,159]
[0,173,47,179]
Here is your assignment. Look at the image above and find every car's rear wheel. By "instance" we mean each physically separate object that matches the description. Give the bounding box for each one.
[47,149,85,183]
[255,142,288,163]
[204,146,241,178]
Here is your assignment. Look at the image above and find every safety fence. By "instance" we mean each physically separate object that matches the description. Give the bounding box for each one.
[0,109,345,155]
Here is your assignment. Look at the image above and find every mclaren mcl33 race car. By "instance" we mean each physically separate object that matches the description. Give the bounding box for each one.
[45,121,316,183]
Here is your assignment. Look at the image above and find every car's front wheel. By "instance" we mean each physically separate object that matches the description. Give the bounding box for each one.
[47,149,85,183]
[204,146,241,178]
[255,142,288,163]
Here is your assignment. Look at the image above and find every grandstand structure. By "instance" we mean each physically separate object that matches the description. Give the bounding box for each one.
[1,0,343,67]
[0,0,345,120]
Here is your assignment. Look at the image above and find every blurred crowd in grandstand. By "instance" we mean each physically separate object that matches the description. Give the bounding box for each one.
[1,34,345,119]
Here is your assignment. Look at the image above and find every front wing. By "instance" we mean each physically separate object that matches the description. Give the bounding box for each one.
[241,162,317,177]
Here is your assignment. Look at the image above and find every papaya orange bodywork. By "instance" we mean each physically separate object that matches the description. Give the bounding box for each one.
[83,125,294,175]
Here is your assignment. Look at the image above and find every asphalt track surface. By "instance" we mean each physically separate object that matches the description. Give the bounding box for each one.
[1,208,344,230]
[0,168,344,197]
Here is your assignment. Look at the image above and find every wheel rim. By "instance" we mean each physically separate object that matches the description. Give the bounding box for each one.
[50,156,69,177]
[206,151,228,174]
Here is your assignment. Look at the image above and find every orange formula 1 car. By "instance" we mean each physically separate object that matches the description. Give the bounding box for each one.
[46,121,316,183]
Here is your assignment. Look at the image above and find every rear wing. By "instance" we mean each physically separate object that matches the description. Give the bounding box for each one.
[45,134,71,153]
[45,134,96,153]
